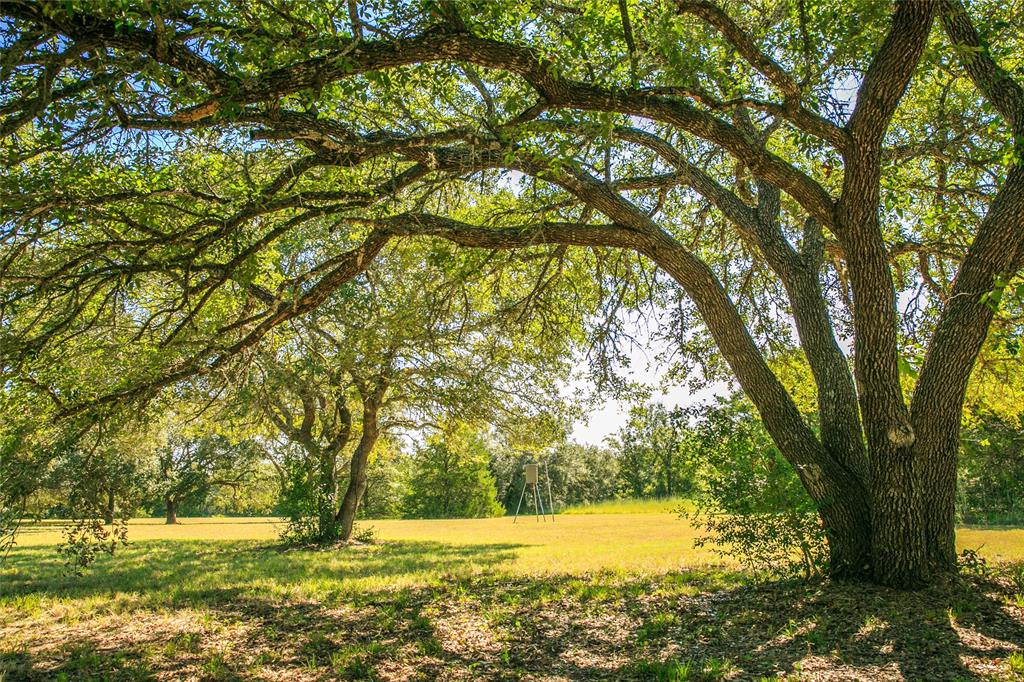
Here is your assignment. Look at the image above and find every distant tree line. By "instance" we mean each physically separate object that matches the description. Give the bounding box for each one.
[25,394,1022,539]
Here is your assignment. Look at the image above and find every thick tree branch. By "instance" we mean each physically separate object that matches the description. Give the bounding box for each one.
[940,0,1024,134]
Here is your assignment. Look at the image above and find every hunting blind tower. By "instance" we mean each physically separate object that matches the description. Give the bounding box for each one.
[512,459,555,523]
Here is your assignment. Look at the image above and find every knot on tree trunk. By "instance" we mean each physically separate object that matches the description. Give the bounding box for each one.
[887,422,916,448]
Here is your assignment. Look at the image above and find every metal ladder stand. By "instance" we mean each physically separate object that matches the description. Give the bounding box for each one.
[513,462,551,523]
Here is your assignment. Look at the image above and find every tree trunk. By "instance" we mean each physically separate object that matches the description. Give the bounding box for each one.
[812,467,874,580]
[910,166,1024,573]
[776,252,869,483]
[665,457,672,498]
[826,0,937,589]
[839,157,928,589]
[337,391,383,542]
[336,447,371,541]
[104,487,115,525]
[165,496,178,524]
[869,441,927,588]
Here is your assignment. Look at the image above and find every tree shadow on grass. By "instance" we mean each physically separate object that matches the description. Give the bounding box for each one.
[0,539,524,602]
[1,539,523,680]
[598,567,1024,681]
[2,544,1023,680]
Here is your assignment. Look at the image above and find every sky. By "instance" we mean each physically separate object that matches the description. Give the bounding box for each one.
[567,323,730,446]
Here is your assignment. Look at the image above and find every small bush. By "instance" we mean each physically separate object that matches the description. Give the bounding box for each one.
[683,397,828,579]
[276,452,341,546]
[352,524,377,544]
[691,509,827,580]
[957,547,990,577]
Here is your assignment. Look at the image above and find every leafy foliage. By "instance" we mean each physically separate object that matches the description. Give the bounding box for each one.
[403,424,505,519]
[684,397,827,579]
[153,432,263,522]
[958,410,1024,525]
[611,403,697,499]
[56,517,128,576]
[276,447,332,546]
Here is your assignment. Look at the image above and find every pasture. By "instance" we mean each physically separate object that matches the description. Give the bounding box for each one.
[2,515,1023,680]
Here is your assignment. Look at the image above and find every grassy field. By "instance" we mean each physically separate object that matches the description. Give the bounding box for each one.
[3,515,1024,680]
[13,513,1024,571]
[559,497,694,515]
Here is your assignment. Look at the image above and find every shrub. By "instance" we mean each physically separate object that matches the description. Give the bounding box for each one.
[683,397,827,579]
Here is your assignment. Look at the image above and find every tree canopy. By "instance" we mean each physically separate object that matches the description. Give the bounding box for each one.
[2,0,1024,587]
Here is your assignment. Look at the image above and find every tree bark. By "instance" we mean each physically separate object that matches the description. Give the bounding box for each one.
[104,486,115,525]
[336,385,384,542]
[834,1,937,588]
[840,180,926,587]
[911,166,1024,572]
[165,496,178,525]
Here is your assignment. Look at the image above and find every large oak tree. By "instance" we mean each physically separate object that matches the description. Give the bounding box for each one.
[2,0,1023,587]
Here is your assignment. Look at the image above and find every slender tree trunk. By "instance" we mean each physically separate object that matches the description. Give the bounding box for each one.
[778,254,869,482]
[337,392,383,542]
[104,487,115,525]
[665,455,673,497]
[336,448,371,541]
[747,182,869,484]
[165,496,178,525]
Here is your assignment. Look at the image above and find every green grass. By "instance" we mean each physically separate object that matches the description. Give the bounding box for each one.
[1009,651,1024,676]
[560,496,695,515]
[626,656,733,681]
[2,516,1023,680]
